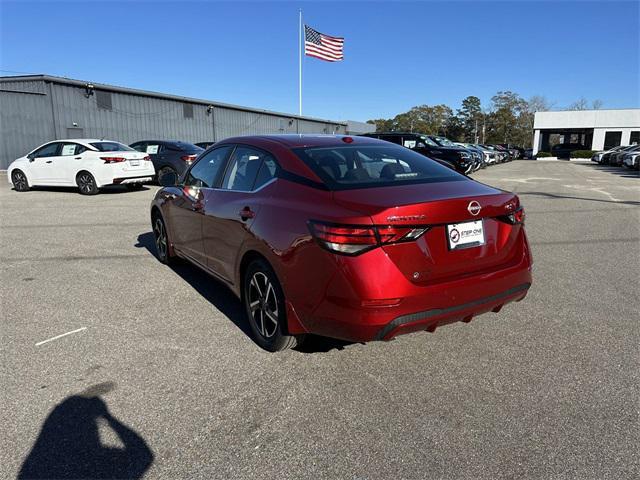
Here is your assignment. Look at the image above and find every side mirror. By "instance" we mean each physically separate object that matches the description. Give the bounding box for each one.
[158,170,177,187]
[27,153,35,161]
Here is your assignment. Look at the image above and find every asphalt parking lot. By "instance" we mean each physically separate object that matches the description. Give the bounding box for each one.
[1,160,638,479]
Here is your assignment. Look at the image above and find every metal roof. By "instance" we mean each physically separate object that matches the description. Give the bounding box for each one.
[0,74,347,126]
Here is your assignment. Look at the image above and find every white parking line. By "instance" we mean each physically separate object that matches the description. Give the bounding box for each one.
[35,327,87,346]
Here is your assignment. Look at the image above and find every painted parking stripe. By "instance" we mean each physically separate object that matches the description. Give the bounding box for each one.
[35,327,87,346]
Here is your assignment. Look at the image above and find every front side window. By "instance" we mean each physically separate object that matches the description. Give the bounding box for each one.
[221,147,273,192]
[294,144,463,190]
[90,142,135,152]
[33,142,60,158]
[184,146,232,188]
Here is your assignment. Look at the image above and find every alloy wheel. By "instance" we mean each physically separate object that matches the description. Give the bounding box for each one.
[247,271,279,338]
[12,171,28,191]
[78,173,96,194]
[153,217,168,260]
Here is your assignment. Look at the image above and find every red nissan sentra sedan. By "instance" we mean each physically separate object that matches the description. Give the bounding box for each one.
[150,135,532,351]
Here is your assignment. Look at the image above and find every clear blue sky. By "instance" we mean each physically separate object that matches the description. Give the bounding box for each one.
[1,1,638,121]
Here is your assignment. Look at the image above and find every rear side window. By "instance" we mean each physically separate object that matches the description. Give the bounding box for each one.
[221,146,274,192]
[184,146,232,188]
[294,144,463,191]
[90,142,134,152]
[60,143,85,156]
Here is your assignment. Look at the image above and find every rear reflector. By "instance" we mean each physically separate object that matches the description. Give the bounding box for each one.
[100,157,126,163]
[308,221,429,255]
[181,155,197,162]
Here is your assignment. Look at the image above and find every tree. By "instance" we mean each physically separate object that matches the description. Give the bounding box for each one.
[528,95,554,113]
[568,97,589,110]
[591,99,604,110]
[367,118,394,132]
[457,96,482,142]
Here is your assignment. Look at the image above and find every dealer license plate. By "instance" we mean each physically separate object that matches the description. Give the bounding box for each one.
[129,160,140,166]
[447,220,485,250]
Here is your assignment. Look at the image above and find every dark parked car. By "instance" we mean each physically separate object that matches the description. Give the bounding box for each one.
[195,142,216,150]
[130,140,203,178]
[362,133,474,174]
[499,144,525,159]
[151,135,532,352]
[551,143,588,160]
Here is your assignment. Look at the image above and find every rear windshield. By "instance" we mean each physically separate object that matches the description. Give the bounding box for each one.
[90,142,135,152]
[166,142,203,152]
[293,144,464,191]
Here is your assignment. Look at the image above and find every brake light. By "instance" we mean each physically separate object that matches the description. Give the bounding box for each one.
[499,207,525,225]
[309,221,429,255]
[100,157,126,163]
[181,155,197,162]
[143,155,151,161]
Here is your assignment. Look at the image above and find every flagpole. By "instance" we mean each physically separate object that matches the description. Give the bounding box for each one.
[298,8,302,117]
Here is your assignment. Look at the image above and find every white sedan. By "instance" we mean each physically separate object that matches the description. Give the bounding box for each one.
[7,139,156,195]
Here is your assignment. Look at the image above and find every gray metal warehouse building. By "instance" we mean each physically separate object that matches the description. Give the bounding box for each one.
[0,75,372,170]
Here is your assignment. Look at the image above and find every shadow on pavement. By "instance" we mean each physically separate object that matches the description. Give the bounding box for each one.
[135,232,354,353]
[18,382,154,480]
[576,162,640,179]
[519,191,640,206]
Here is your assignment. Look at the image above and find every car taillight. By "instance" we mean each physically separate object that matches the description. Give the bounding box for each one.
[499,207,525,225]
[100,157,126,164]
[181,155,197,162]
[143,155,151,161]
[308,221,429,255]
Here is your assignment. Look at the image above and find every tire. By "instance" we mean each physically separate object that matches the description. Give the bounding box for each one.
[157,166,176,183]
[243,258,302,352]
[152,213,175,265]
[76,171,99,195]
[11,170,30,192]
[126,183,144,191]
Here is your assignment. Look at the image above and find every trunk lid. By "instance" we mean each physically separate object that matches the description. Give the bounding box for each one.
[332,179,524,284]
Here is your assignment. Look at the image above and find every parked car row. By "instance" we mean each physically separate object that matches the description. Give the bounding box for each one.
[362,132,519,175]
[6,138,215,194]
[591,144,640,169]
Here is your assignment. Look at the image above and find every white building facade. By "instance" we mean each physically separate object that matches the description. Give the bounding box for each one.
[532,109,640,154]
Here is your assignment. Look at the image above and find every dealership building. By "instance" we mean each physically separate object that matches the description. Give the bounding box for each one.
[0,74,374,170]
[532,108,640,155]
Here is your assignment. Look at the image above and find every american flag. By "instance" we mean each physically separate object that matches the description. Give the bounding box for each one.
[304,25,344,62]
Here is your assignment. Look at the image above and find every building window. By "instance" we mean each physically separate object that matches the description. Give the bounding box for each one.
[183,103,194,119]
[96,91,112,110]
[630,131,640,145]
[603,131,622,150]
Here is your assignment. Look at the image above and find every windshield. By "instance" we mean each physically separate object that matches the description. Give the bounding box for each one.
[90,141,135,152]
[432,136,456,147]
[418,136,439,147]
[294,144,464,191]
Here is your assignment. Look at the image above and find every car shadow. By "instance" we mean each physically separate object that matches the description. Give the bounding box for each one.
[135,232,355,354]
[18,382,154,480]
[576,162,640,179]
[22,185,152,194]
[519,191,640,206]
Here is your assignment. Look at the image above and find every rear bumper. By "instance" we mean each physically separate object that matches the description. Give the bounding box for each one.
[112,175,154,184]
[374,282,530,340]
[297,248,533,343]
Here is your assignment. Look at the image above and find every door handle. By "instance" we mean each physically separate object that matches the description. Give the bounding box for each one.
[46,160,53,164]
[238,207,255,221]
[75,156,82,160]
